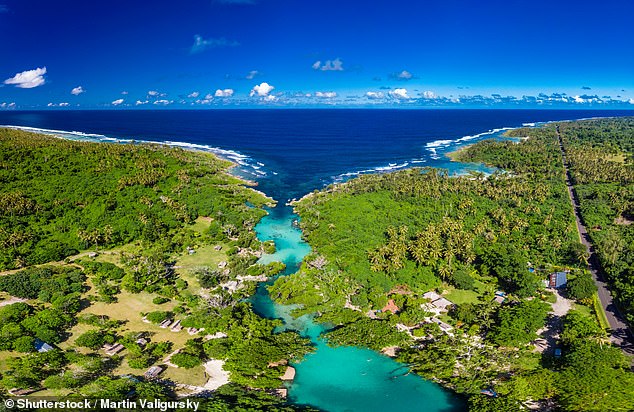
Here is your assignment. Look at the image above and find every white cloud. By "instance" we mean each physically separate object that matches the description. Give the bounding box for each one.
[190,35,239,54]
[47,103,54,107]
[215,88,234,97]
[71,86,85,95]
[422,90,436,99]
[246,70,259,79]
[389,88,410,99]
[263,95,278,102]
[4,67,47,88]
[121,91,129,95]
[0,102,16,109]
[204,93,214,100]
[136,100,149,105]
[628,98,634,104]
[312,58,344,71]
[59,102,70,107]
[148,90,159,96]
[250,82,274,97]
[365,91,385,99]
[111,99,124,106]
[188,91,200,98]
[315,91,337,98]
[396,70,412,80]
[153,100,172,105]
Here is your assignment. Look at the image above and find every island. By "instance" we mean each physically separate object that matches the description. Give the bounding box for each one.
[1,118,633,412]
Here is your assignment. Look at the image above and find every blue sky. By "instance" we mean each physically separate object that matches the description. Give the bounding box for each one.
[1,0,633,109]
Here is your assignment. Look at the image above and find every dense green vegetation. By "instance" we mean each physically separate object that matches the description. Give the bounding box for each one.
[485,118,634,322]
[271,118,634,411]
[0,129,310,410]
[274,130,579,313]
[557,118,634,323]
[0,265,85,300]
[489,299,550,347]
[2,119,632,411]
[0,128,269,270]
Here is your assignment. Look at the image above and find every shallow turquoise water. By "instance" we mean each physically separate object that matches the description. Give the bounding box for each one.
[251,205,465,412]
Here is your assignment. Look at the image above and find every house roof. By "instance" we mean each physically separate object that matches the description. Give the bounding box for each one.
[382,299,399,314]
[423,291,441,301]
[34,339,54,353]
[549,272,567,288]
[144,366,164,377]
[431,297,454,310]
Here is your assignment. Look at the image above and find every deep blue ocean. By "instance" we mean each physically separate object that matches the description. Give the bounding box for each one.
[2,109,632,201]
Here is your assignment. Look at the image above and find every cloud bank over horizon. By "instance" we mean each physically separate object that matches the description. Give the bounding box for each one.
[0,0,632,109]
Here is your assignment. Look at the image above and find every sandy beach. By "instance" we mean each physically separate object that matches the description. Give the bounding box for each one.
[203,359,230,391]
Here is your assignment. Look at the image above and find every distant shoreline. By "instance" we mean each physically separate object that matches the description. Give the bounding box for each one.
[0,125,276,207]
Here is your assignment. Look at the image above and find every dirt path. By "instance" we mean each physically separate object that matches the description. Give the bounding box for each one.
[556,125,633,355]
[534,290,573,354]
[0,297,27,307]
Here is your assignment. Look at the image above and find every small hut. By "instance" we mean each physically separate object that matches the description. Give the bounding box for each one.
[382,299,399,314]
[549,272,567,288]
[144,365,164,379]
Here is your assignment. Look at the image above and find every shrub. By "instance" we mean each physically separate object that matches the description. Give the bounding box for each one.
[152,297,170,305]
[171,353,203,369]
[567,272,597,303]
[145,311,172,324]
[452,269,476,290]
[13,336,36,353]
[75,330,115,350]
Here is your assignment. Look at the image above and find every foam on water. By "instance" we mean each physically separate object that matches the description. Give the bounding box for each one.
[1,124,268,180]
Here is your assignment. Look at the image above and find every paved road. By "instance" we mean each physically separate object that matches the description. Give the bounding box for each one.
[556,125,634,356]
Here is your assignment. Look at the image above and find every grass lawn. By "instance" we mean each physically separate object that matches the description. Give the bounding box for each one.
[83,292,192,346]
[592,293,610,330]
[572,302,593,317]
[88,242,143,266]
[510,350,542,372]
[172,215,229,295]
[57,287,210,386]
[111,359,208,387]
[31,388,74,397]
[61,291,194,359]
[163,364,207,386]
[0,350,19,369]
[445,288,481,305]
[188,216,213,234]
[175,244,228,295]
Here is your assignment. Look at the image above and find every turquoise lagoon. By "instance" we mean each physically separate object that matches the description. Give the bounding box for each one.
[251,205,465,412]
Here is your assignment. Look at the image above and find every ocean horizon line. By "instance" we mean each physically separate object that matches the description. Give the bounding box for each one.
[3,107,634,112]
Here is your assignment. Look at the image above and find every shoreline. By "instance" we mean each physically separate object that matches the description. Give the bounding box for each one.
[1,114,621,205]
[0,125,277,207]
